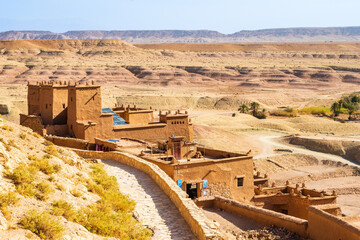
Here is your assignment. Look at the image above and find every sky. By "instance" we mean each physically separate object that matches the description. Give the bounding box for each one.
[0,0,359,34]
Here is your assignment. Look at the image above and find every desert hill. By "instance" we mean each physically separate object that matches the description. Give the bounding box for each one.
[2,27,360,43]
[1,39,360,90]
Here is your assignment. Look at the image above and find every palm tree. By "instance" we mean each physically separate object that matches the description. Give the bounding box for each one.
[238,104,249,113]
[250,102,260,117]
[331,102,340,116]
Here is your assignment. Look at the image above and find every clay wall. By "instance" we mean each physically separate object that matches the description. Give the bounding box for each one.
[197,196,308,237]
[28,85,40,115]
[39,86,53,125]
[45,135,91,150]
[19,114,45,136]
[73,150,219,240]
[308,206,360,240]
[51,87,68,125]
[45,124,68,136]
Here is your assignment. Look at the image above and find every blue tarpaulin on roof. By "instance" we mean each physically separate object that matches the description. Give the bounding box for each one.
[108,139,119,143]
[102,108,128,125]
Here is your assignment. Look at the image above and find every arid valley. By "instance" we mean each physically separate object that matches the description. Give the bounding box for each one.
[1,39,360,239]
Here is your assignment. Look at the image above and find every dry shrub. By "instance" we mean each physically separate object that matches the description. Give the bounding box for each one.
[20,210,63,240]
[7,139,19,149]
[30,157,61,175]
[18,133,27,140]
[55,183,65,191]
[0,191,19,221]
[0,125,13,132]
[0,138,11,152]
[70,189,82,198]
[51,200,76,221]
[36,181,54,201]
[78,163,150,239]
[44,145,58,157]
[5,164,38,197]
[31,132,41,138]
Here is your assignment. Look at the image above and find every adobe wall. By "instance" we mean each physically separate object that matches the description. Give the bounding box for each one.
[20,114,45,136]
[45,135,91,150]
[73,150,219,240]
[197,196,308,238]
[308,206,360,240]
[46,124,68,136]
[28,85,40,115]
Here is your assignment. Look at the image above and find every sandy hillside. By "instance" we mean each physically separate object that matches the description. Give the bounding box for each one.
[0,117,150,239]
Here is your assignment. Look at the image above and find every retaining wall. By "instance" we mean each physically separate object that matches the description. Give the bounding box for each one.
[46,136,92,150]
[211,196,308,237]
[308,206,360,240]
[73,150,219,240]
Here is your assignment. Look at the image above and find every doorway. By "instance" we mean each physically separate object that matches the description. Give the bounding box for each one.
[186,183,198,199]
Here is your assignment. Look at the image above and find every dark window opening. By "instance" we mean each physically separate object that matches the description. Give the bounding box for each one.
[92,96,95,101]
[71,97,73,102]
[70,125,73,130]
[62,104,65,108]
[237,177,244,187]
[281,209,288,215]
[45,104,48,109]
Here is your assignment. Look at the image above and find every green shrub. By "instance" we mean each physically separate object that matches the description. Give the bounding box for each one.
[51,200,76,221]
[20,210,64,240]
[299,106,331,115]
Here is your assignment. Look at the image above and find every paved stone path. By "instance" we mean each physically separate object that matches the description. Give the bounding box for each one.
[102,160,196,240]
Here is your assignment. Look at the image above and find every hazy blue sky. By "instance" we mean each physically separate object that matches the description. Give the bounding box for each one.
[0,0,359,33]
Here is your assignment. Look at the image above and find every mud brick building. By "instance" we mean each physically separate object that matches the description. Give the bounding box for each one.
[20,81,193,143]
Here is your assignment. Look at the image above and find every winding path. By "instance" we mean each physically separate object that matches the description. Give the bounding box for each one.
[102,159,196,240]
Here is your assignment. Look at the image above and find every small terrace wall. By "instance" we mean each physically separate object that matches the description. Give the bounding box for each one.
[73,150,219,240]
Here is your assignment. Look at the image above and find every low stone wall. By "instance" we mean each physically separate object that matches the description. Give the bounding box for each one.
[73,150,219,240]
[196,196,308,238]
[46,136,92,150]
[308,206,360,240]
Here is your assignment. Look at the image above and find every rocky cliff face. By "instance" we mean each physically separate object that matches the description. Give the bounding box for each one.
[2,26,360,43]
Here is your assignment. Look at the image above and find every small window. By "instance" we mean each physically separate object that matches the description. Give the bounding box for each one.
[62,104,65,108]
[70,125,73,130]
[71,97,73,102]
[45,104,48,109]
[237,177,244,187]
